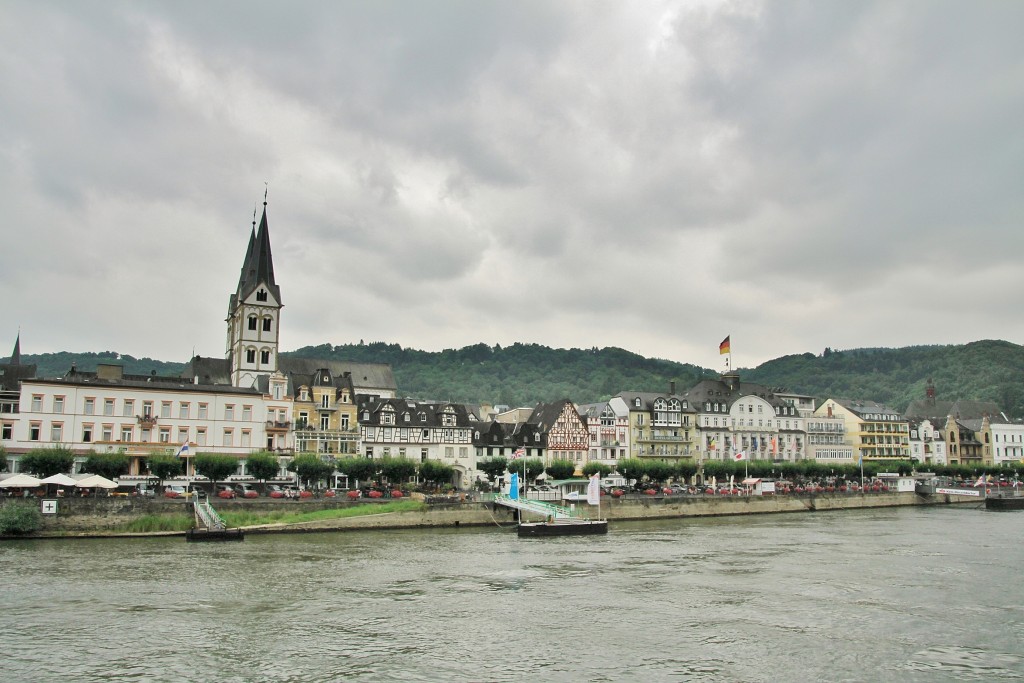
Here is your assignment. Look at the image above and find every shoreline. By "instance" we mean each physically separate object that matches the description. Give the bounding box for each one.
[1,491,983,540]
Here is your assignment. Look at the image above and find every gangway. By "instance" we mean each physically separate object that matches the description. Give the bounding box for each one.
[492,494,583,520]
[186,491,243,541]
[193,492,227,531]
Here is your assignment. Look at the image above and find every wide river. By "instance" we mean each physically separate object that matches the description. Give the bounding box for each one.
[1,506,1021,682]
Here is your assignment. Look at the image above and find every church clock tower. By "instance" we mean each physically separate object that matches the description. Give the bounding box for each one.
[227,199,282,388]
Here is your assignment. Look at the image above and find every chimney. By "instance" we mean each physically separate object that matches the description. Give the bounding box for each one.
[926,378,936,405]
[670,380,676,395]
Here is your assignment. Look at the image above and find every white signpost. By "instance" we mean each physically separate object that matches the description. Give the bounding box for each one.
[41,499,59,515]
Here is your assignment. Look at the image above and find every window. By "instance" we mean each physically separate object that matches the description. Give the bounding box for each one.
[262,318,272,332]
[102,425,113,442]
[51,423,63,442]
[248,315,258,331]
[84,398,95,415]
[198,403,208,419]
[246,349,256,363]
[4,422,16,439]
[256,288,268,302]
[121,426,133,442]
[260,350,271,364]
[142,401,153,418]
[124,400,134,417]
[320,414,330,430]
[179,402,189,419]
[31,395,42,411]
[225,405,235,420]
[241,430,251,447]
[197,428,207,446]
[104,399,115,416]
[54,397,65,414]
[159,427,170,443]
[341,414,350,429]
[82,425,93,442]
[321,394,330,408]
[161,402,171,418]
[242,405,252,421]
[30,423,41,441]
[222,429,233,447]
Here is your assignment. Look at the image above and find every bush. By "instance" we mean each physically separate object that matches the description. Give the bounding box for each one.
[0,503,43,535]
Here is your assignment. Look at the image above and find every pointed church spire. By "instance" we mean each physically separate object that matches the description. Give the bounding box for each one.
[11,332,21,365]
[233,194,281,306]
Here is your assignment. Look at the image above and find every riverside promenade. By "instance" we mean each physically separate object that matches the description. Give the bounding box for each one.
[2,490,982,538]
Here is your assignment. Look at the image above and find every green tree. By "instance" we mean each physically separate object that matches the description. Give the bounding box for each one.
[583,461,612,477]
[337,457,379,486]
[644,460,674,485]
[0,503,42,535]
[418,459,455,488]
[617,458,647,486]
[381,457,417,486]
[545,459,576,480]
[0,445,7,472]
[674,460,698,483]
[84,452,130,480]
[20,447,75,477]
[288,454,334,488]
[476,457,508,482]
[245,452,281,485]
[148,454,184,484]
[193,454,240,484]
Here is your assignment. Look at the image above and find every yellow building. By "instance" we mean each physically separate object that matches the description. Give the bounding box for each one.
[815,398,910,461]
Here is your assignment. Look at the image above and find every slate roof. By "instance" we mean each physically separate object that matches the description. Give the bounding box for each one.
[181,355,397,396]
[679,377,788,411]
[358,397,472,428]
[828,397,903,419]
[904,398,1003,422]
[229,205,281,314]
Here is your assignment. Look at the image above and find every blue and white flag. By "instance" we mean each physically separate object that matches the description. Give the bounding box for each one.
[176,442,190,458]
[509,472,519,500]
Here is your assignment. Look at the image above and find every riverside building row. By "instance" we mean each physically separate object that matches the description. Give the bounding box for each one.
[2,204,1021,487]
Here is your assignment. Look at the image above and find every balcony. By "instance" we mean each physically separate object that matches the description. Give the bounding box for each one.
[137,415,157,428]
[266,420,292,431]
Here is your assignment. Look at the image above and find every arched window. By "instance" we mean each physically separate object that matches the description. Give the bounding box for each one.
[248,315,258,331]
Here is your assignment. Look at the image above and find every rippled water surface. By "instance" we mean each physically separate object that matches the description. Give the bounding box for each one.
[2,506,1022,682]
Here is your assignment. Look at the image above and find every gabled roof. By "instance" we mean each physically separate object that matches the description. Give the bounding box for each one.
[528,399,584,431]
[827,397,903,419]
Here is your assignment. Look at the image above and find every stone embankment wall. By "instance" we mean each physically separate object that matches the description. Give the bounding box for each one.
[0,492,980,536]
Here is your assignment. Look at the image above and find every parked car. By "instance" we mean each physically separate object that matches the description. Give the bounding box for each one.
[163,485,192,499]
[216,485,236,499]
[266,485,286,499]
[234,483,259,498]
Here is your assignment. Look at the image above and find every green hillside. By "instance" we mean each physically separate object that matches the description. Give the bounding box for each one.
[8,339,1023,418]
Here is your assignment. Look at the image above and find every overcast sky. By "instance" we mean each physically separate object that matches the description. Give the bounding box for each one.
[2,1,1021,371]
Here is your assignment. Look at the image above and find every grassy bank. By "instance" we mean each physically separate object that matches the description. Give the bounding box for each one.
[112,500,427,533]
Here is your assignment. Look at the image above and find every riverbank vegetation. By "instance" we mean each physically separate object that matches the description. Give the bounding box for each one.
[111,500,427,533]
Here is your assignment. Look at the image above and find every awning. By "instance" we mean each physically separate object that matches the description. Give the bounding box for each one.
[41,473,79,487]
[741,478,761,485]
[75,474,118,489]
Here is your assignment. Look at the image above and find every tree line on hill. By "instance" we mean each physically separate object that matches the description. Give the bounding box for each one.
[9,338,1024,418]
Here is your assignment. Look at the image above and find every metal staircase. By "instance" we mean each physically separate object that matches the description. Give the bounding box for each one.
[193,492,226,531]
[493,494,583,520]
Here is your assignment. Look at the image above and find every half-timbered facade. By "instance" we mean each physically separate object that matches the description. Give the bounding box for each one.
[358,398,476,486]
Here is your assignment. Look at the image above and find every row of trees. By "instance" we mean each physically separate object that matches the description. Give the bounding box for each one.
[476,455,1024,489]
[0,447,460,491]
[5,446,1021,491]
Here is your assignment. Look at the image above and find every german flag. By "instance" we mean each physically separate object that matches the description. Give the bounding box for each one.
[719,336,731,355]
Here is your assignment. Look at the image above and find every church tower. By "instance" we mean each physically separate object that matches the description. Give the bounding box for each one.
[227,198,282,388]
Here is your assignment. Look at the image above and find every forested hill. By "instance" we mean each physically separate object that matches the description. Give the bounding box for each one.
[742,340,1024,418]
[286,342,709,409]
[8,339,1023,418]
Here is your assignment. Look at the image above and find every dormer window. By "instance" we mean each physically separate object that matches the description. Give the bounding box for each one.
[404,413,411,423]
[634,398,641,407]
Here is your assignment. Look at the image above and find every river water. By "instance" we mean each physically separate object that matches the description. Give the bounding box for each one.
[1,506,1022,682]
